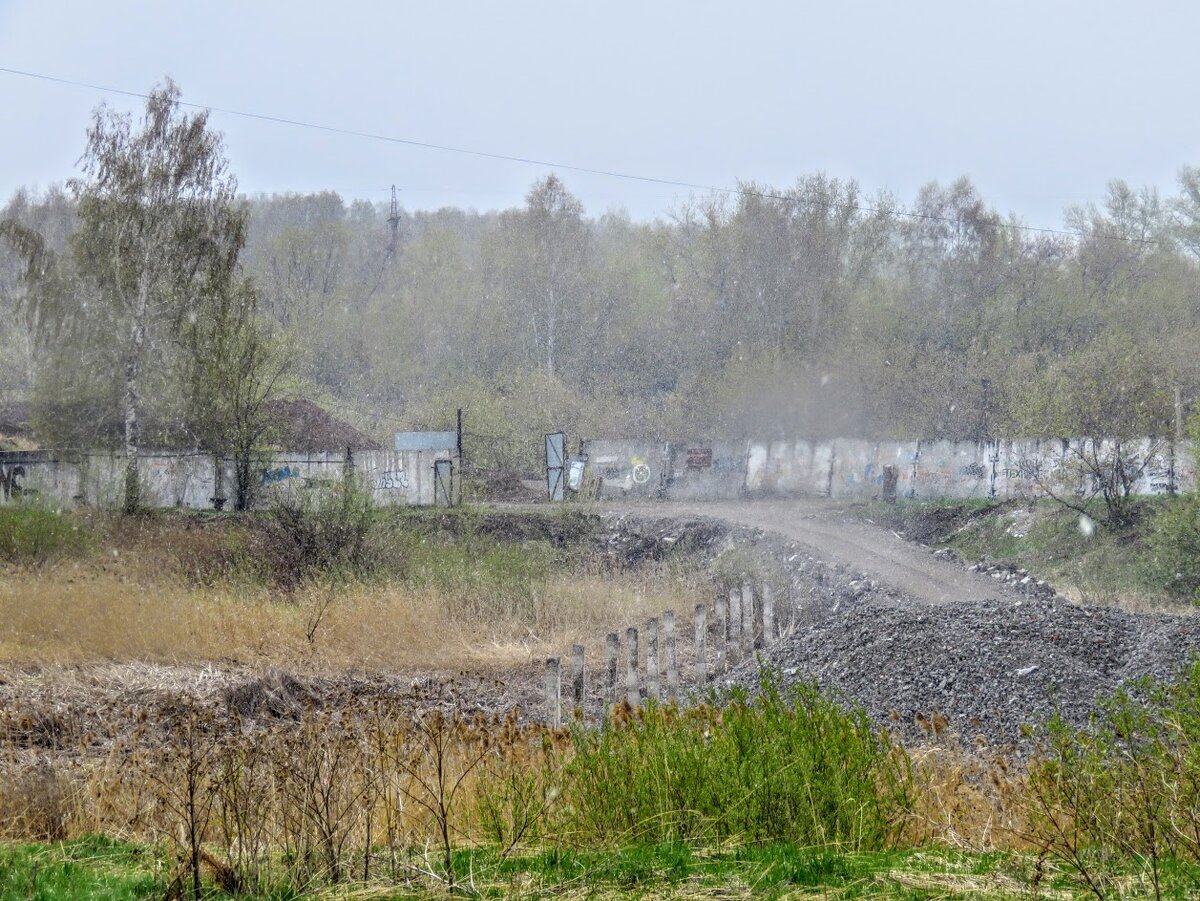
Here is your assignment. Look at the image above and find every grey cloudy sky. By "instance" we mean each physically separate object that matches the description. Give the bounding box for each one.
[1,0,1198,225]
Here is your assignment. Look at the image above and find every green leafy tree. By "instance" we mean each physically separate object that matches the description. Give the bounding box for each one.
[181,277,287,511]
[488,175,589,379]
[67,79,245,511]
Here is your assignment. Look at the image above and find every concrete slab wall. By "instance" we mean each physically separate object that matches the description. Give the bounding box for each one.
[0,447,458,508]
[582,437,1196,501]
[584,439,674,498]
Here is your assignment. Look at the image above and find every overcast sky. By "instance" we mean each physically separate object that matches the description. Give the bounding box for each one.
[2,0,1198,226]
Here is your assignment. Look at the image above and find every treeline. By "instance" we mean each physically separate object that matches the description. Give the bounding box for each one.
[4,145,1200,469]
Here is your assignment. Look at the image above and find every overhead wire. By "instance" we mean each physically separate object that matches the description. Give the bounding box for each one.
[0,64,1164,246]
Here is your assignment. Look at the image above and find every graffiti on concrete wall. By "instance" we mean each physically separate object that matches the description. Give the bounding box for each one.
[0,464,25,500]
[370,468,410,491]
[960,462,988,479]
[1002,458,1044,481]
[260,465,301,486]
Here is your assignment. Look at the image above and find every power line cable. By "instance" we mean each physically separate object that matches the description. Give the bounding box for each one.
[0,64,1164,245]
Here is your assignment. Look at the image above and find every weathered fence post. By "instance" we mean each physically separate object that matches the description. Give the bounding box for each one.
[646,617,660,702]
[762,583,776,646]
[664,610,679,699]
[545,657,561,728]
[693,602,707,686]
[715,593,728,673]
[606,632,619,703]
[571,643,585,710]
[625,627,640,707]
[744,581,759,650]
[729,586,742,656]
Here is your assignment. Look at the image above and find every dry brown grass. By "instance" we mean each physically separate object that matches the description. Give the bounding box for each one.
[905,738,1032,852]
[0,565,700,672]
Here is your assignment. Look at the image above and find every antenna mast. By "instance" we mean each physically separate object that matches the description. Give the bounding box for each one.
[386,184,401,257]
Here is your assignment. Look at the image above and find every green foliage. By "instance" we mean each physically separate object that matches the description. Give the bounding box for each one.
[0,502,92,566]
[0,837,1130,899]
[11,160,1200,469]
[872,498,1180,607]
[0,836,162,900]
[389,526,552,620]
[1027,657,1200,897]
[563,672,911,849]
[172,502,562,606]
[1146,492,1200,600]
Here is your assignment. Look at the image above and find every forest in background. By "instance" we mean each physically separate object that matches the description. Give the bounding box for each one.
[4,163,1200,471]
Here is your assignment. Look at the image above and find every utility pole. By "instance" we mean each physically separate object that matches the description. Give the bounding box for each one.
[1170,385,1185,496]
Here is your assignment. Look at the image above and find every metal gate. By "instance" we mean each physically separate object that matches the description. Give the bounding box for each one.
[433,459,454,507]
[545,432,565,501]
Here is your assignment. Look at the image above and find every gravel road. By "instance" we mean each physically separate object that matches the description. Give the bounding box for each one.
[658,498,1014,605]
[630,499,1199,745]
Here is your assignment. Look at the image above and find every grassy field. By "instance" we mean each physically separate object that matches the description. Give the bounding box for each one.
[6,501,1200,899]
[5,836,1187,900]
[0,567,698,670]
[0,504,705,670]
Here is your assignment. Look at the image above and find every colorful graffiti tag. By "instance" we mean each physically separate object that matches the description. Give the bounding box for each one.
[260,465,301,486]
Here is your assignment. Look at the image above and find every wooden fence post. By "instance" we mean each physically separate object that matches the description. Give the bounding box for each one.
[646,617,660,702]
[744,585,763,647]
[664,610,679,700]
[762,583,776,646]
[693,602,707,686]
[606,632,619,703]
[715,593,728,673]
[571,643,585,710]
[758,585,777,647]
[545,657,561,728]
[743,581,760,650]
[729,586,742,656]
[625,627,640,707]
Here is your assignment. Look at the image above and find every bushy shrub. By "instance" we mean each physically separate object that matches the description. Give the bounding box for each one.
[0,502,92,566]
[260,476,378,590]
[1028,657,1200,896]
[1145,492,1200,600]
[563,672,911,849]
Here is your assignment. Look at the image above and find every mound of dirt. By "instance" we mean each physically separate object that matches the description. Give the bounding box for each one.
[889,499,1023,545]
[596,513,730,567]
[474,470,544,502]
[223,670,321,719]
[734,595,1200,747]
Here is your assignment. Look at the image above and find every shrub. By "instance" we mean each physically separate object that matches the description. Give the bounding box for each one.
[0,502,92,566]
[260,476,378,590]
[1027,656,1200,897]
[563,672,911,849]
[1145,492,1200,600]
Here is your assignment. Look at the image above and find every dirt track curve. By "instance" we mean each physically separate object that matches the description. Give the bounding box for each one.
[651,498,1012,605]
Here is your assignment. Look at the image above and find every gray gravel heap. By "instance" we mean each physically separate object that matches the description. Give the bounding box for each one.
[733,595,1200,747]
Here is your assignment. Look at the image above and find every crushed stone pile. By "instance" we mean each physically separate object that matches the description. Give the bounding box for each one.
[731,595,1200,747]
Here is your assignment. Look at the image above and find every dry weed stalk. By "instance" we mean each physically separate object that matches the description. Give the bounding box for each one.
[0,688,561,895]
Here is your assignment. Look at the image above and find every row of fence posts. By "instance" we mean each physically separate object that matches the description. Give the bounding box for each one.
[544,580,779,727]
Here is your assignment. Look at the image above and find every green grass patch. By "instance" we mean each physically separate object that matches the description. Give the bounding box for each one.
[563,672,912,850]
[0,835,162,900]
[6,836,1200,899]
[0,502,93,567]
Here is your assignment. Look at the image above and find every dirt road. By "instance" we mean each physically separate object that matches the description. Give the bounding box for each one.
[655,498,1011,605]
